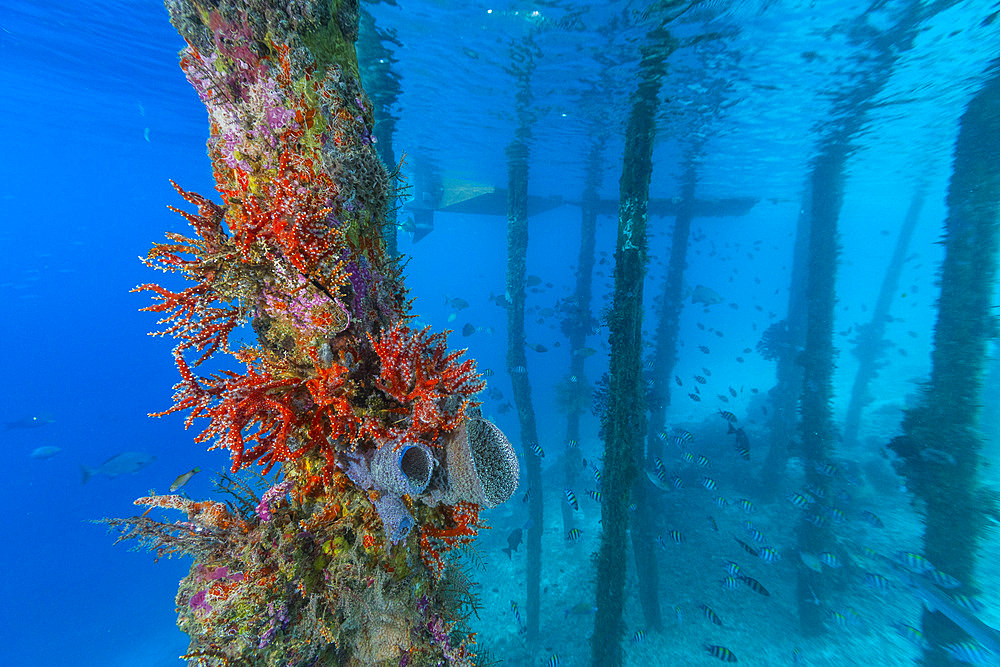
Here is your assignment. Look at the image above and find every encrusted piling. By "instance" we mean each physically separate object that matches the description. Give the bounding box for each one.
[104,3,518,664]
[891,59,1000,667]
[591,27,672,667]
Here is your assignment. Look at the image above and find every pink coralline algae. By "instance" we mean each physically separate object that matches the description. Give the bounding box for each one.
[256,479,294,521]
[263,273,350,335]
[346,256,373,315]
[190,589,212,614]
[258,601,291,649]
[195,564,245,583]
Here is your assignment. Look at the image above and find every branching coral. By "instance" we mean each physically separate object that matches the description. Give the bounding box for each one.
[370,323,486,446]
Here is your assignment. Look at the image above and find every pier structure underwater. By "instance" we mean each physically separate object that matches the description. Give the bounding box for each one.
[103,1,519,665]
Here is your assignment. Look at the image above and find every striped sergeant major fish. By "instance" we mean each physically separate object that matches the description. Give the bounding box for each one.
[705,644,738,662]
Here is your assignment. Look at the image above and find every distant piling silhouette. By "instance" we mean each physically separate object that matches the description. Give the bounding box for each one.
[842,186,924,448]
[560,140,602,542]
[359,9,401,260]
[794,2,925,634]
[505,34,542,641]
[636,157,699,633]
[759,180,809,498]
[505,133,543,641]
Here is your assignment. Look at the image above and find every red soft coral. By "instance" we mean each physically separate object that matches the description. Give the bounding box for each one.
[369,323,485,446]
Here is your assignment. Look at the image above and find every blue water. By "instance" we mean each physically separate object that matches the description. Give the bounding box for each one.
[2,1,999,665]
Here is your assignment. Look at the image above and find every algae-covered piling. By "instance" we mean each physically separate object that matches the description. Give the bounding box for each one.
[892,59,1000,667]
[591,26,672,667]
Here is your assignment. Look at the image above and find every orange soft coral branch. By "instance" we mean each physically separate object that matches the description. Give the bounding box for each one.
[135,494,247,533]
[153,350,306,473]
[168,179,227,246]
[135,182,240,366]
[419,502,484,579]
[135,282,241,365]
[369,323,486,445]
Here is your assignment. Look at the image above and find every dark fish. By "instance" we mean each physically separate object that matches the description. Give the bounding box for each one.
[526,275,542,287]
[735,538,759,557]
[497,402,513,414]
[699,345,711,354]
[6,414,55,430]
[729,386,737,397]
[528,343,548,353]
[692,284,724,305]
[705,644,738,662]
[445,296,470,310]
[718,410,737,423]
[860,510,885,528]
[30,446,62,460]
[564,602,597,619]
[489,292,510,308]
[694,375,707,384]
[700,604,723,626]
[503,529,523,558]
[81,452,156,484]
[729,423,751,460]
[462,323,476,336]
[689,393,702,402]
[567,528,583,543]
[739,574,770,596]
[675,375,683,386]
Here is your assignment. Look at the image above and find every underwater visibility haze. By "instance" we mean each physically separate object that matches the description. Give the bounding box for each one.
[1,0,1000,666]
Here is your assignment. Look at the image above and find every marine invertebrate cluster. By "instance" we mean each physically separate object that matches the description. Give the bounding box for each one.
[104,2,518,665]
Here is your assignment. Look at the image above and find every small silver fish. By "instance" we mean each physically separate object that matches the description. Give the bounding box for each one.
[170,467,201,492]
